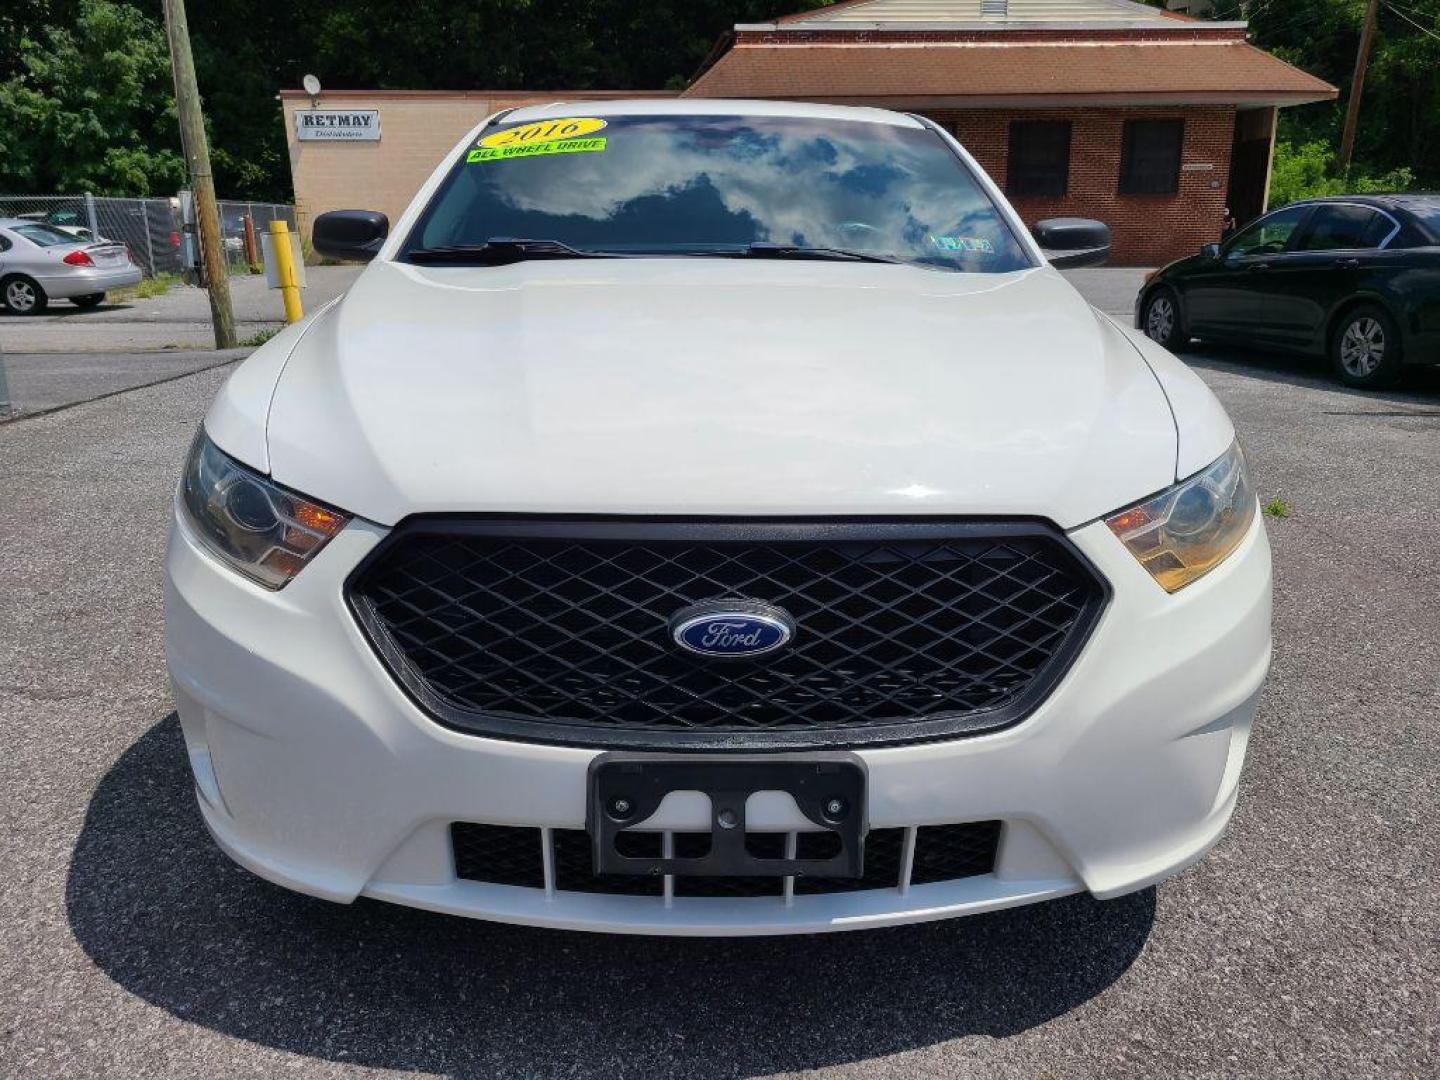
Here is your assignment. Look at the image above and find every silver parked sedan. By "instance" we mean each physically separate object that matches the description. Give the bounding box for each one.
[0,218,143,314]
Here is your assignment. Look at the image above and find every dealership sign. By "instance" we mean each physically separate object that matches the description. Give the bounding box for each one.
[295,110,380,141]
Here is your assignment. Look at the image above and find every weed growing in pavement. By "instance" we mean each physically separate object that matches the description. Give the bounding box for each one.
[1263,498,1291,518]
[241,327,280,347]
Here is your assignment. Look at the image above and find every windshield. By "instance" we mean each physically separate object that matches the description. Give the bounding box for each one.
[402,114,1033,273]
[1395,199,1440,243]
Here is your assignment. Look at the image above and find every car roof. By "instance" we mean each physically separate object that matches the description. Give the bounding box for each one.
[1290,193,1440,212]
[498,98,925,128]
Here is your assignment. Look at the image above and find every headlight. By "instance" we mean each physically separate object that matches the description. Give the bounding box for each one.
[180,430,350,589]
[1105,441,1256,592]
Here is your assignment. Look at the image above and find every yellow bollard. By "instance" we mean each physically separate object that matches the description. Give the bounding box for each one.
[268,219,304,323]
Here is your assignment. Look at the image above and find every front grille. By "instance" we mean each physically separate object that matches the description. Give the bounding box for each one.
[349,519,1106,749]
[451,822,1000,897]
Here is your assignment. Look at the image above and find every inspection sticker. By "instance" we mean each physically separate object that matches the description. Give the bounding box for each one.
[928,235,994,254]
[467,137,607,163]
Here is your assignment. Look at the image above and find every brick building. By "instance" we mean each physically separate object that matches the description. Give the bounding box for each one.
[280,0,1334,266]
[684,0,1337,264]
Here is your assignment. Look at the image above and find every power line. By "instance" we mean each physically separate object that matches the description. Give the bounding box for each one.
[1384,2,1440,39]
[1385,0,1440,17]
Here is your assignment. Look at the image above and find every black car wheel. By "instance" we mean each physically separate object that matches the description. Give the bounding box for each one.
[71,293,105,308]
[1331,304,1403,389]
[1141,288,1183,351]
[2,275,48,315]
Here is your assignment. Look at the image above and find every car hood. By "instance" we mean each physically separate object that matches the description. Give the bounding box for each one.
[262,259,1178,528]
[1157,252,1210,279]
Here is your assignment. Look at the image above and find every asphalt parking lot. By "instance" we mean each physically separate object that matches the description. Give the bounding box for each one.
[1,275,1436,1077]
[0,266,358,353]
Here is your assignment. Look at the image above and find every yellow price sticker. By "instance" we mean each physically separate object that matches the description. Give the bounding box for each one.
[477,117,607,150]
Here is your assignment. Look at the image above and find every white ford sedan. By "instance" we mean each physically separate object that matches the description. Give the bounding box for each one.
[165,100,1270,935]
[0,218,142,314]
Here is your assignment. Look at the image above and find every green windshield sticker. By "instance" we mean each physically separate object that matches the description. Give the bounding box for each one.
[467,137,607,163]
[928,234,994,254]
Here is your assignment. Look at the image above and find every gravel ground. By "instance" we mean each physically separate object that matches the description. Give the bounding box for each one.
[0,310,1436,1077]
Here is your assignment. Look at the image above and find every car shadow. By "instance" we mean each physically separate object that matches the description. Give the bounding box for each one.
[1180,341,1440,406]
[0,301,132,317]
[67,716,1155,1077]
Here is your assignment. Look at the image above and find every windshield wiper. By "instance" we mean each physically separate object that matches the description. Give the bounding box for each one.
[406,238,902,266]
[736,242,902,265]
[405,237,612,265]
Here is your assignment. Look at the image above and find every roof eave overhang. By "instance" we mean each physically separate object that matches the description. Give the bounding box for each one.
[684,91,1338,108]
[734,21,1250,32]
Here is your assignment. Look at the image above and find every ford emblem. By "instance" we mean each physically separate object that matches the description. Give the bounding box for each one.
[669,599,796,659]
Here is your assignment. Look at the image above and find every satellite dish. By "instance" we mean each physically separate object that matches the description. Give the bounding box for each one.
[302,74,321,97]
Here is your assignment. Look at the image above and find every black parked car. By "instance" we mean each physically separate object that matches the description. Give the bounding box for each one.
[1136,195,1440,388]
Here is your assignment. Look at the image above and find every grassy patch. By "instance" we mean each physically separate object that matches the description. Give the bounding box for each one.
[135,272,179,299]
[113,271,179,303]
[240,326,280,347]
[1263,498,1291,519]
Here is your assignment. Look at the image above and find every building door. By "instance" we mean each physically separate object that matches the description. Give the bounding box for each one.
[1228,108,1276,227]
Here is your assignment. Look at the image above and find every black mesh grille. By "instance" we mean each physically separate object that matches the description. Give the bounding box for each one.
[553,828,662,896]
[911,822,1003,885]
[452,822,1001,895]
[795,828,907,895]
[350,520,1105,749]
[450,823,544,887]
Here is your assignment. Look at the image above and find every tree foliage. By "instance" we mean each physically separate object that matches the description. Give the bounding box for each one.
[2,0,1437,202]
[1246,0,1439,202]
[1156,0,1439,202]
[0,0,184,195]
[1268,139,1414,206]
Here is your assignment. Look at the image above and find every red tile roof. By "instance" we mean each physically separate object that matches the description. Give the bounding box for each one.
[685,40,1336,105]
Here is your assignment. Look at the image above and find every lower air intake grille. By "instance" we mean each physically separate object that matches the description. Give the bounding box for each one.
[450,821,1001,897]
[350,519,1107,750]
[451,823,544,888]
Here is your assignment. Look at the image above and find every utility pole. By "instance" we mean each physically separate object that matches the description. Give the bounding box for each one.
[161,0,236,349]
[1338,0,1382,171]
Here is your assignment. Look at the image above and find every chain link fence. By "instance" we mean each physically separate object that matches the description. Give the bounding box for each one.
[0,194,297,278]
[214,200,299,275]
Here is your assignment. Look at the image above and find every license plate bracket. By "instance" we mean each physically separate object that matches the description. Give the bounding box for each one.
[587,753,867,878]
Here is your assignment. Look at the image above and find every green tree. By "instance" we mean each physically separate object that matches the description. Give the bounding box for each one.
[1145,0,1438,195]
[0,0,183,194]
[1268,139,1413,206]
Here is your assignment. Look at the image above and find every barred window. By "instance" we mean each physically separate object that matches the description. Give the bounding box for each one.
[1007,120,1071,197]
[1119,120,1184,195]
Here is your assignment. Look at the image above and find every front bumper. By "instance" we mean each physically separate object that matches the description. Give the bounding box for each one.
[165,507,1271,935]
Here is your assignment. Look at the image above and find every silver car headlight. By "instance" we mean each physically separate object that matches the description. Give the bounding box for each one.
[1105,441,1256,592]
[180,430,350,589]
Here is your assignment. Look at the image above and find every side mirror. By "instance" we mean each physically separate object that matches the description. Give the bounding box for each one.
[312,209,388,262]
[1200,243,1220,259]
[1031,218,1110,269]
